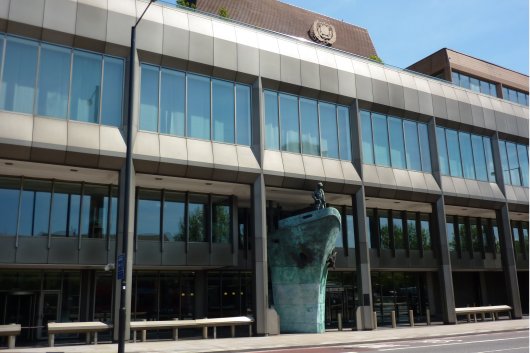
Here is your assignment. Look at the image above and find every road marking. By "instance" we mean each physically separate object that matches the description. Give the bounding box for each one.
[357,343,409,348]
[378,336,528,351]
[475,347,529,353]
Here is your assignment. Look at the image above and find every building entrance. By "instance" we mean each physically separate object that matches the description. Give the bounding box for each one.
[325,272,356,329]
[37,291,60,340]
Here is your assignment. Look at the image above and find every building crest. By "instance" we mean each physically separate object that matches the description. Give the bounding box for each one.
[309,20,337,46]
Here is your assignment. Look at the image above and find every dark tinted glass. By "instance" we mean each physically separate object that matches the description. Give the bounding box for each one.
[420,214,431,250]
[0,177,19,236]
[212,196,231,243]
[136,189,161,240]
[392,212,404,249]
[407,214,418,250]
[163,191,185,242]
[188,194,207,242]
[379,212,390,249]
[81,184,109,238]
[446,218,456,252]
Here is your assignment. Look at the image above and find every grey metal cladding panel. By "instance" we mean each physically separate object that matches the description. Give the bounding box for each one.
[107,0,136,48]
[504,185,517,203]
[49,238,78,264]
[259,50,281,82]
[393,168,412,190]
[362,164,380,188]
[337,70,356,98]
[281,152,305,187]
[162,11,190,61]
[300,61,321,91]
[212,142,238,171]
[483,108,497,131]
[132,132,160,162]
[189,32,214,67]
[159,135,187,165]
[408,171,428,193]
[403,87,420,114]
[441,175,456,196]
[505,114,520,137]
[423,173,441,194]
[187,242,209,265]
[322,158,344,184]
[432,95,448,120]
[136,7,163,54]
[341,161,361,184]
[211,243,233,266]
[99,125,126,159]
[0,0,8,20]
[16,237,48,264]
[375,166,397,198]
[418,91,434,117]
[445,98,461,125]
[43,0,77,35]
[135,241,162,265]
[79,239,107,264]
[494,111,508,135]
[458,101,473,127]
[76,1,107,42]
[0,237,15,263]
[319,66,339,95]
[490,183,506,201]
[236,145,260,174]
[355,75,373,103]
[9,0,44,28]
[371,79,390,107]
[280,56,302,86]
[67,121,100,155]
[302,155,326,182]
[476,181,494,200]
[235,27,259,77]
[513,185,529,204]
[0,113,33,148]
[517,117,529,139]
[451,177,469,197]
[471,105,486,130]
[213,38,237,76]
[263,150,284,176]
[32,117,67,151]
[388,83,405,110]
[464,179,481,200]
[162,242,186,265]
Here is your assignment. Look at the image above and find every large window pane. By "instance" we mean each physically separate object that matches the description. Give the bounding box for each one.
[499,141,511,184]
[319,103,339,158]
[361,110,374,164]
[70,51,102,123]
[50,183,72,236]
[136,190,161,240]
[0,37,38,114]
[407,213,418,250]
[163,191,185,242]
[471,134,487,181]
[392,212,404,249]
[436,127,449,175]
[446,129,463,177]
[506,142,521,186]
[451,71,459,86]
[388,117,406,169]
[482,220,493,253]
[213,196,231,243]
[458,218,469,254]
[0,177,19,236]
[379,211,390,250]
[19,180,52,237]
[187,74,211,140]
[300,98,319,156]
[404,120,421,171]
[279,93,300,153]
[492,221,500,253]
[108,188,118,238]
[188,194,207,242]
[489,83,497,97]
[420,214,431,250]
[459,74,470,89]
[446,218,456,252]
[459,132,475,179]
[470,219,481,252]
[140,65,159,132]
[337,106,351,161]
[469,77,480,92]
[264,91,279,150]
[236,84,251,146]
[101,57,124,127]
[80,184,109,238]
[372,113,390,166]
[517,144,528,187]
[480,80,490,95]
[160,69,185,135]
[366,209,376,248]
[37,44,70,118]
[483,137,496,182]
[212,79,234,143]
[418,123,431,172]
[346,213,355,248]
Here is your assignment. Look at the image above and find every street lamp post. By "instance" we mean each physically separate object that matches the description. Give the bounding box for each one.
[118,1,157,353]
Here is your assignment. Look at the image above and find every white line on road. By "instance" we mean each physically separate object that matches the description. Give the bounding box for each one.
[474,347,528,353]
[378,336,528,351]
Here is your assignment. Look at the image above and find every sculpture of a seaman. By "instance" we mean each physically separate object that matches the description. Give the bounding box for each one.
[313,182,326,210]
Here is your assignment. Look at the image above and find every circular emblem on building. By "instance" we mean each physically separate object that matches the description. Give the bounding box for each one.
[309,20,337,46]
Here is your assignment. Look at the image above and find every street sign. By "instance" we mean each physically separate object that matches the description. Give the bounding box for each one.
[117,254,125,280]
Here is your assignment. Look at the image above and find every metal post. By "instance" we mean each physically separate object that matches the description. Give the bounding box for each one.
[337,313,343,331]
[409,310,414,327]
[391,310,396,328]
[426,308,431,325]
[372,311,378,329]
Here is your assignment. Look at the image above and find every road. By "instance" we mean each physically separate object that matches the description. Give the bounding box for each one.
[248,330,528,353]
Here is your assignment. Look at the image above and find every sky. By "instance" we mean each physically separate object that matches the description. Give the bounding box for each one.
[282,0,529,75]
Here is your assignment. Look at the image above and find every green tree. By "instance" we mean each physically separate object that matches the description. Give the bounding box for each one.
[218,7,229,18]
[177,0,196,9]
[369,55,383,64]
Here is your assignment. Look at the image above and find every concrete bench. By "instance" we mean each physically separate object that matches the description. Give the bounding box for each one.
[130,316,253,342]
[0,324,21,349]
[47,321,112,347]
[455,305,512,323]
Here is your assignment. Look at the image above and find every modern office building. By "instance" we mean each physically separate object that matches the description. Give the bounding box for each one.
[0,0,527,345]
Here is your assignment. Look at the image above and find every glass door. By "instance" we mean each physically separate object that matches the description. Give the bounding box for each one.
[37,291,61,340]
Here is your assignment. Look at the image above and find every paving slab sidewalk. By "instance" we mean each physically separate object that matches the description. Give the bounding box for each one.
[6,318,528,353]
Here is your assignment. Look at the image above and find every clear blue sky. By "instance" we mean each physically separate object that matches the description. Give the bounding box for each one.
[282,0,529,75]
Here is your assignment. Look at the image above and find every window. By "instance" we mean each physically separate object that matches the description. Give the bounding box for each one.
[80,184,110,238]
[264,91,279,150]
[458,217,469,254]
[236,84,251,146]
[452,71,501,101]
[70,51,102,123]
[159,69,185,136]
[436,127,449,175]
[361,110,374,164]
[187,74,210,140]
[212,196,231,243]
[346,213,355,248]
[407,213,418,250]
[372,113,390,166]
[300,98,320,156]
[469,77,480,92]
[163,191,185,242]
[136,189,161,241]
[101,57,124,127]
[338,107,352,161]
[470,218,481,252]
[506,142,521,186]
[517,144,529,187]
[492,221,500,253]
[212,79,235,143]
[481,219,493,253]
[446,217,456,252]
[420,214,431,250]
[279,93,300,153]
[0,37,38,114]
[379,211,390,250]
[483,137,496,182]
[471,134,487,181]
[366,209,375,248]
[50,182,81,237]
[403,120,421,171]
[388,117,406,169]
[502,85,529,106]
[37,44,70,118]
[188,194,207,242]
[0,177,19,236]
[499,140,511,184]
[446,129,463,177]
[418,124,432,172]
[459,132,475,179]
[319,102,339,158]
[392,211,404,249]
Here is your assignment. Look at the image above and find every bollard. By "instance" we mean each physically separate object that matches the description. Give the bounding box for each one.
[426,308,431,326]
[391,310,396,328]
[337,313,343,331]
[408,310,414,327]
[141,319,147,342]
[373,311,378,329]
[172,318,179,340]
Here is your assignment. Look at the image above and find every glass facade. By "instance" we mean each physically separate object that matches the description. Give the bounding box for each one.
[136,189,232,244]
[502,86,529,106]
[447,215,500,256]
[436,127,496,182]
[264,90,351,160]
[499,140,529,187]
[0,34,124,126]
[139,64,251,145]
[361,110,431,172]
[451,71,498,98]
[0,177,117,238]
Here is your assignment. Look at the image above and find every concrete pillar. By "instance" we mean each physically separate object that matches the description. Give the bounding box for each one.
[432,196,457,324]
[353,189,374,330]
[496,205,523,319]
[425,272,437,316]
[252,174,269,335]
[194,272,207,319]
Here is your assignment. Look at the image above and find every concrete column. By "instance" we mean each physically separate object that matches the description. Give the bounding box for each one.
[425,272,437,316]
[352,189,374,330]
[252,174,269,335]
[432,196,457,324]
[496,205,522,319]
